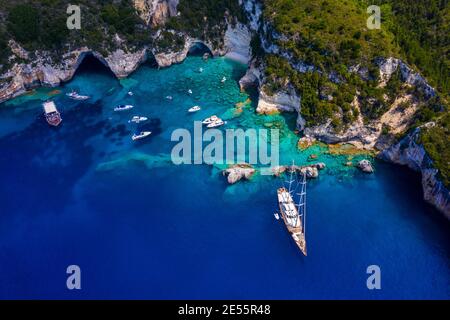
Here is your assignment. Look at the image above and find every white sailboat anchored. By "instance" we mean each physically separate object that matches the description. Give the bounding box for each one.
[277,163,307,256]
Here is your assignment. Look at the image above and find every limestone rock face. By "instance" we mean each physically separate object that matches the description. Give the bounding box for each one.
[239,60,262,91]
[379,127,450,219]
[223,164,256,184]
[357,160,374,173]
[224,22,252,64]
[257,85,306,130]
[0,48,147,103]
[104,49,148,78]
[134,0,179,26]
[377,57,436,98]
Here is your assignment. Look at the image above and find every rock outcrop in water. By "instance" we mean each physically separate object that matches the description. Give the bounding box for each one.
[357,160,375,173]
[379,125,450,219]
[271,163,325,179]
[223,164,256,184]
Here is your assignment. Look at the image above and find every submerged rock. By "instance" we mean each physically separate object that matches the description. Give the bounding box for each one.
[223,164,256,184]
[300,166,319,179]
[358,160,374,173]
[298,135,316,150]
[274,163,325,179]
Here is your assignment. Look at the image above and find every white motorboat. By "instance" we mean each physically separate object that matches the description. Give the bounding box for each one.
[207,119,225,128]
[66,90,90,100]
[202,115,219,125]
[199,67,204,73]
[274,213,280,220]
[114,105,134,112]
[188,106,201,113]
[166,95,173,100]
[127,91,134,96]
[132,131,152,141]
[129,116,148,124]
[221,77,227,83]
[188,89,193,95]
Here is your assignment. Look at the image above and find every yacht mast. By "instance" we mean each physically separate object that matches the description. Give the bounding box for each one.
[287,160,295,194]
[297,172,307,236]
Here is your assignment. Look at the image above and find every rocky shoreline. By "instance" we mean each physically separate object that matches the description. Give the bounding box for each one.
[0,18,251,104]
[0,0,447,219]
[379,125,450,219]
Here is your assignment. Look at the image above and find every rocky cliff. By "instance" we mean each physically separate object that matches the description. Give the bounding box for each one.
[379,125,450,218]
[0,46,148,103]
[237,0,449,217]
[134,0,179,26]
[0,0,447,218]
[0,0,252,103]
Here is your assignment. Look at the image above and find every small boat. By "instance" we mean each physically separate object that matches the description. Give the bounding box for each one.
[43,101,62,127]
[166,95,173,100]
[114,105,134,112]
[188,89,193,95]
[274,213,280,220]
[132,131,152,141]
[221,77,227,83]
[66,90,90,101]
[199,67,204,73]
[207,119,226,128]
[203,53,210,61]
[127,91,134,96]
[129,116,148,124]
[188,106,201,113]
[202,115,219,125]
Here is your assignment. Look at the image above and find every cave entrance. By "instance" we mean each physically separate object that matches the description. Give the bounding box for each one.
[188,42,213,57]
[145,52,159,68]
[74,53,116,78]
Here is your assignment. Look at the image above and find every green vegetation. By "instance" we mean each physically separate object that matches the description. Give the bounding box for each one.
[263,0,449,181]
[370,0,449,96]
[264,0,397,69]
[165,0,245,45]
[261,0,401,128]
[0,0,150,65]
[0,0,243,64]
[420,113,450,188]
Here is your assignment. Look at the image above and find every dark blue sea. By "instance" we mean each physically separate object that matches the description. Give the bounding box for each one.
[0,54,448,299]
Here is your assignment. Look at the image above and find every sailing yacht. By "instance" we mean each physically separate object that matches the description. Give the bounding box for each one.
[277,164,307,256]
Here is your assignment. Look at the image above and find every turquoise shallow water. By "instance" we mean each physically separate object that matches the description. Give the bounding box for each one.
[0,55,448,299]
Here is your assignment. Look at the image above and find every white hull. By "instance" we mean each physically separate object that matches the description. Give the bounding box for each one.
[114,105,134,112]
[132,131,152,141]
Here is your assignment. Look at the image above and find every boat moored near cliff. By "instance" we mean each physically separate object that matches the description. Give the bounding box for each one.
[277,167,307,256]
